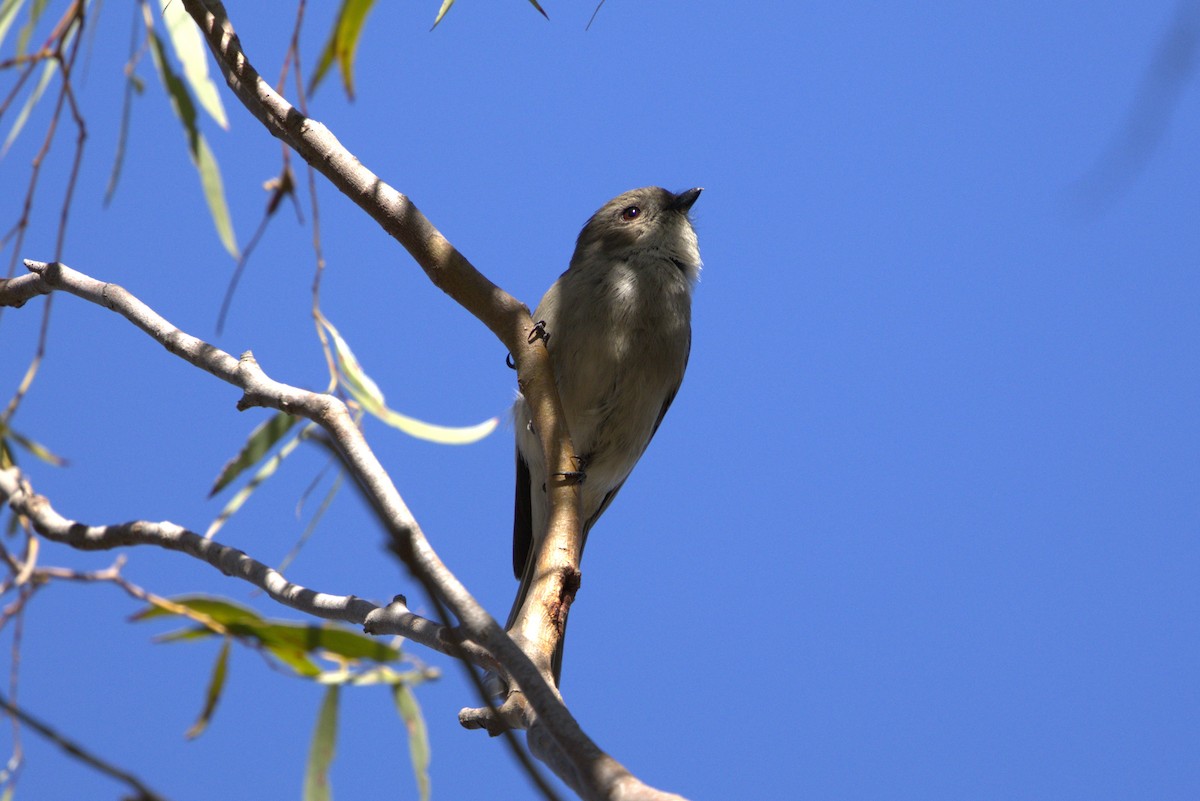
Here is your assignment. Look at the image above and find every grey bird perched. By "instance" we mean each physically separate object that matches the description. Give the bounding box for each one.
[508,186,703,684]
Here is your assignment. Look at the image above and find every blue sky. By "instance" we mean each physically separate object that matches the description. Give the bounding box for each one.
[2,2,1198,799]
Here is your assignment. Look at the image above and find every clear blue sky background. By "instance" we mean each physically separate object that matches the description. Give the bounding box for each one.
[2,2,1198,799]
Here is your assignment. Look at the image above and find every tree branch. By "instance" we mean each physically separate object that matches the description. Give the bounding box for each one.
[0,272,51,308]
[177,0,587,703]
[0,465,490,665]
[3,260,686,799]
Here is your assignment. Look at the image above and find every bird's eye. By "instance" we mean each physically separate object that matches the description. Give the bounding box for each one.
[620,205,641,221]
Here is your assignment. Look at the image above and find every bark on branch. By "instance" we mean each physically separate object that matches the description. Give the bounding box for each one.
[177,0,586,718]
[0,466,488,664]
[2,259,686,801]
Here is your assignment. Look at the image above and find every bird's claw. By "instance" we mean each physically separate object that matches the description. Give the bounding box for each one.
[552,456,588,485]
[551,470,586,485]
[507,321,551,368]
[528,320,550,346]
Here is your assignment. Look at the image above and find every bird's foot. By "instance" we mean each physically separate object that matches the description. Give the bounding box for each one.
[506,321,552,368]
[552,454,587,485]
[527,319,550,346]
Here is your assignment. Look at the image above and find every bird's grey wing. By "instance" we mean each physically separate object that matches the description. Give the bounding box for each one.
[648,374,683,441]
[643,334,689,443]
[512,450,533,579]
[581,367,688,540]
[650,329,690,438]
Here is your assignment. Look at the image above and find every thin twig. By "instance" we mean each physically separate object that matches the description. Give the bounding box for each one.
[0,464,488,664]
[6,255,684,797]
[0,689,172,801]
[104,2,148,206]
[586,0,607,30]
[1,597,29,787]
[388,533,563,801]
[54,17,90,260]
[1070,0,1200,213]
[178,0,590,736]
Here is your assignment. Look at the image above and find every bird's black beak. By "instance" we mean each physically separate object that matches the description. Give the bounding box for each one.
[669,187,703,212]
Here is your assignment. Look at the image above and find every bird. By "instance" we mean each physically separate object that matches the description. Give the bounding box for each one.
[507,186,702,684]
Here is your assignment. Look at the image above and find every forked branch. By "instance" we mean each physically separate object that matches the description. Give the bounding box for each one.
[178,0,586,720]
[2,259,686,801]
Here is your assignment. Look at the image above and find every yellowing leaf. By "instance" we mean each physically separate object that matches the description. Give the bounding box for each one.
[317,316,499,445]
[0,0,27,52]
[193,131,239,257]
[392,683,431,801]
[2,55,57,158]
[145,13,238,258]
[157,0,228,129]
[304,687,339,801]
[320,316,386,412]
[430,0,454,29]
[310,0,376,99]
[13,0,45,56]
[374,405,499,445]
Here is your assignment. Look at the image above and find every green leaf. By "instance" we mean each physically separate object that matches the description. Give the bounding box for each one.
[526,0,549,20]
[192,127,238,257]
[14,0,46,57]
[134,597,405,679]
[205,423,306,538]
[3,426,66,466]
[310,0,376,99]
[0,0,27,52]
[145,13,238,258]
[185,637,231,739]
[144,618,319,676]
[309,41,335,96]
[2,55,57,158]
[132,594,265,626]
[392,683,431,801]
[304,686,340,801]
[250,622,401,664]
[156,0,228,128]
[298,625,401,663]
[151,624,221,644]
[318,316,499,445]
[209,412,299,496]
[257,635,322,678]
